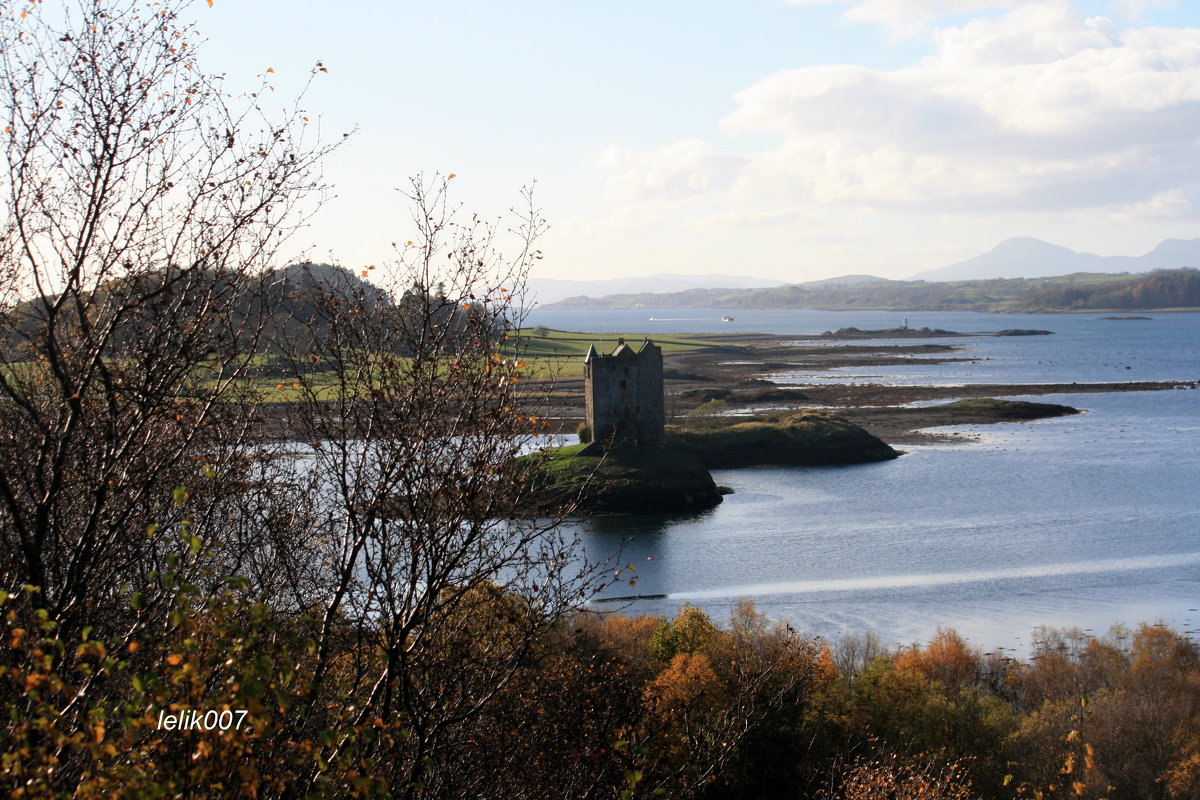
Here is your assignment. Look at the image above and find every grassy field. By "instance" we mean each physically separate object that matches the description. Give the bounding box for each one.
[506,328,713,380]
[0,329,717,404]
[217,328,712,399]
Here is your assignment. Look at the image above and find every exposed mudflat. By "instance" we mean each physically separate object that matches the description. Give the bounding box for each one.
[533,332,1196,446]
[254,332,1195,448]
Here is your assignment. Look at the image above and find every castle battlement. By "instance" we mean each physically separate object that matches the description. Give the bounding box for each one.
[583,338,664,448]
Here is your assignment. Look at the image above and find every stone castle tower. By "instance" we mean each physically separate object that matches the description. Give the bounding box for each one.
[583,338,664,448]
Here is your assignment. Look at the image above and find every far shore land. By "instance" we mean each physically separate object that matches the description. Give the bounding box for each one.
[528,329,1198,446]
[251,327,1196,446]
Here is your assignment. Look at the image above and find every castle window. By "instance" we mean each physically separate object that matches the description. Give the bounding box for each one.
[619,380,627,389]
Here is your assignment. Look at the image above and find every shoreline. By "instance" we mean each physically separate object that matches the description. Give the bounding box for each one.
[531,331,1195,445]
[250,329,1196,446]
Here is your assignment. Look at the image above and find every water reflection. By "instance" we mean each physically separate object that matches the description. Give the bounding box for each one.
[571,391,1200,654]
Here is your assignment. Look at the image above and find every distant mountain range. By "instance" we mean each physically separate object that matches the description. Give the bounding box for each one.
[526,273,783,305]
[532,236,1200,311]
[910,237,1200,281]
[541,269,1200,312]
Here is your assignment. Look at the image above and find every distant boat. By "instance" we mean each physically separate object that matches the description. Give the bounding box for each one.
[721,315,734,322]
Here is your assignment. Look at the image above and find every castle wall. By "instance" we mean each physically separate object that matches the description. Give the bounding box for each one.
[584,339,664,448]
[635,342,664,447]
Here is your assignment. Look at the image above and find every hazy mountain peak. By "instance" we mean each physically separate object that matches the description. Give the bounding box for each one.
[991,237,1082,255]
[910,236,1200,281]
[1146,237,1200,255]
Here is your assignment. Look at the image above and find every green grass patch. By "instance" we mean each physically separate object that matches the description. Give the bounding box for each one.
[507,328,714,379]
[5,326,713,398]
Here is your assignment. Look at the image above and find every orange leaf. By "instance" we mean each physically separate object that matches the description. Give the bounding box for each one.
[207,0,213,6]
[266,67,275,73]
[448,173,457,179]
[166,654,183,666]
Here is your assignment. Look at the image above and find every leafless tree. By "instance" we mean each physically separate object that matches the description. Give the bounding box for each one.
[0,0,334,791]
[268,174,605,797]
[0,0,333,633]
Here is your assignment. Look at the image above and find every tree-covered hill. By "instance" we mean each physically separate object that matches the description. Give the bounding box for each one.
[543,268,1200,312]
[2,263,398,359]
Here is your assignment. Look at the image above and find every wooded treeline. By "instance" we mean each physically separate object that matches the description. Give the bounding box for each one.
[7,583,1200,799]
[545,269,1200,312]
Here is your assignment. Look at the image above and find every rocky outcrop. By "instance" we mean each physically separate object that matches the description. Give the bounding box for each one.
[520,444,723,515]
[521,410,900,515]
[940,398,1080,420]
[669,410,898,468]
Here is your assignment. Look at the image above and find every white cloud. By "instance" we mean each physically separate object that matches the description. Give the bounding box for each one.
[1102,188,1192,222]
[683,208,822,232]
[784,0,1056,38]
[598,2,1200,224]
[783,0,1174,35]
[597,140,748,203]
[1110,0,1177,22]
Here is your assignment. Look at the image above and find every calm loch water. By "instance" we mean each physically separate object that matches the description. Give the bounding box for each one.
[527,309,1200,652]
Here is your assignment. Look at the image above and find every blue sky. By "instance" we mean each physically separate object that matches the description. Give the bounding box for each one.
[196,0,1200,281]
